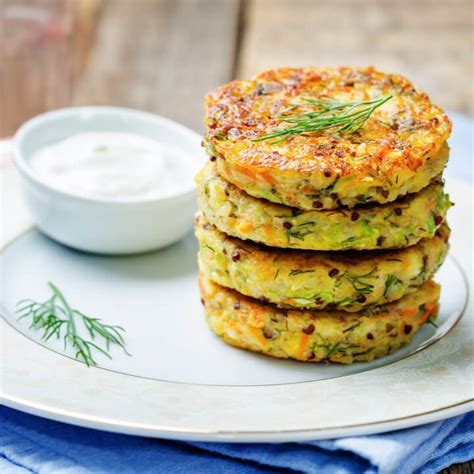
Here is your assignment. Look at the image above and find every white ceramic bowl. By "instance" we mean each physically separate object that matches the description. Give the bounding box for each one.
[13,107,204,254]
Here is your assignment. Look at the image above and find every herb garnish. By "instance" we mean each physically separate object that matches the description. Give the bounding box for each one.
[289,269,315,277]
[287,222,315,241]
[343,267,378,295]
[383,274,402,297]
[310,341,360,358]
[16,282,130,367]
[253,96,393,143]
[343,322,362,333]
[418,303,438,328]
[427,318,438,328]
[201,244,215,252]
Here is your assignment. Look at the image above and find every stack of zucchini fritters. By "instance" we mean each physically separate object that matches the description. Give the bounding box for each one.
[195,67,452,364]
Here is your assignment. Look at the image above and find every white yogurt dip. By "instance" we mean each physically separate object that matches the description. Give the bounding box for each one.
[29,132,195,201]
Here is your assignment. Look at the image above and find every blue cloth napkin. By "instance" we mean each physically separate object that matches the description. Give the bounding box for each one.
[1,407,473,473]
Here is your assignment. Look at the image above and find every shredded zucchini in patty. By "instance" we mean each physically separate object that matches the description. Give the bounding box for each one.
[196,162,451,251]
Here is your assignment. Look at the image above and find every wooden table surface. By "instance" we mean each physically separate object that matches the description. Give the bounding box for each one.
[1,0,472,471]
[1,0,473,136]
[65,0,474,128]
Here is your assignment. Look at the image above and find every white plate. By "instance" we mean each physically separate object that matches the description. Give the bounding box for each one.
[0,231,468,386]
[1,116,473,441]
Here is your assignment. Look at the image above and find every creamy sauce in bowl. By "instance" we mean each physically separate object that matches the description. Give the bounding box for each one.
[30,132,195,201]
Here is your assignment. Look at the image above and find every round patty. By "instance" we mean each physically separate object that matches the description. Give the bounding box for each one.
[196,162,451,251]
[196,214,449,311]
[199,274,440,364]
[205,67,451,210]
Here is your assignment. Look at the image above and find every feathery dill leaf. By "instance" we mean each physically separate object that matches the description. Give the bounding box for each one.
[16,282,130,367]
[253,96,392,143]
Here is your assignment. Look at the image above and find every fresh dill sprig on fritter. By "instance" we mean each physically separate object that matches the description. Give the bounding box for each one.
[253,95,392,143]
[16,282,130,367]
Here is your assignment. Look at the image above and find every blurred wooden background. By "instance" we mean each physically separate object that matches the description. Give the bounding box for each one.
[0,1,472,471]
[1,0,473,137]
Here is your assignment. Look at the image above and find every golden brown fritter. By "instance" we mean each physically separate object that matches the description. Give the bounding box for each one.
[196,162,451,251]
[205,67,451,210]
[196,214,449,311]
[200,274,440,364]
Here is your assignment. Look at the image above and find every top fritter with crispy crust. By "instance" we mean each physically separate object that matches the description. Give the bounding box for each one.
[205,67,451,210]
